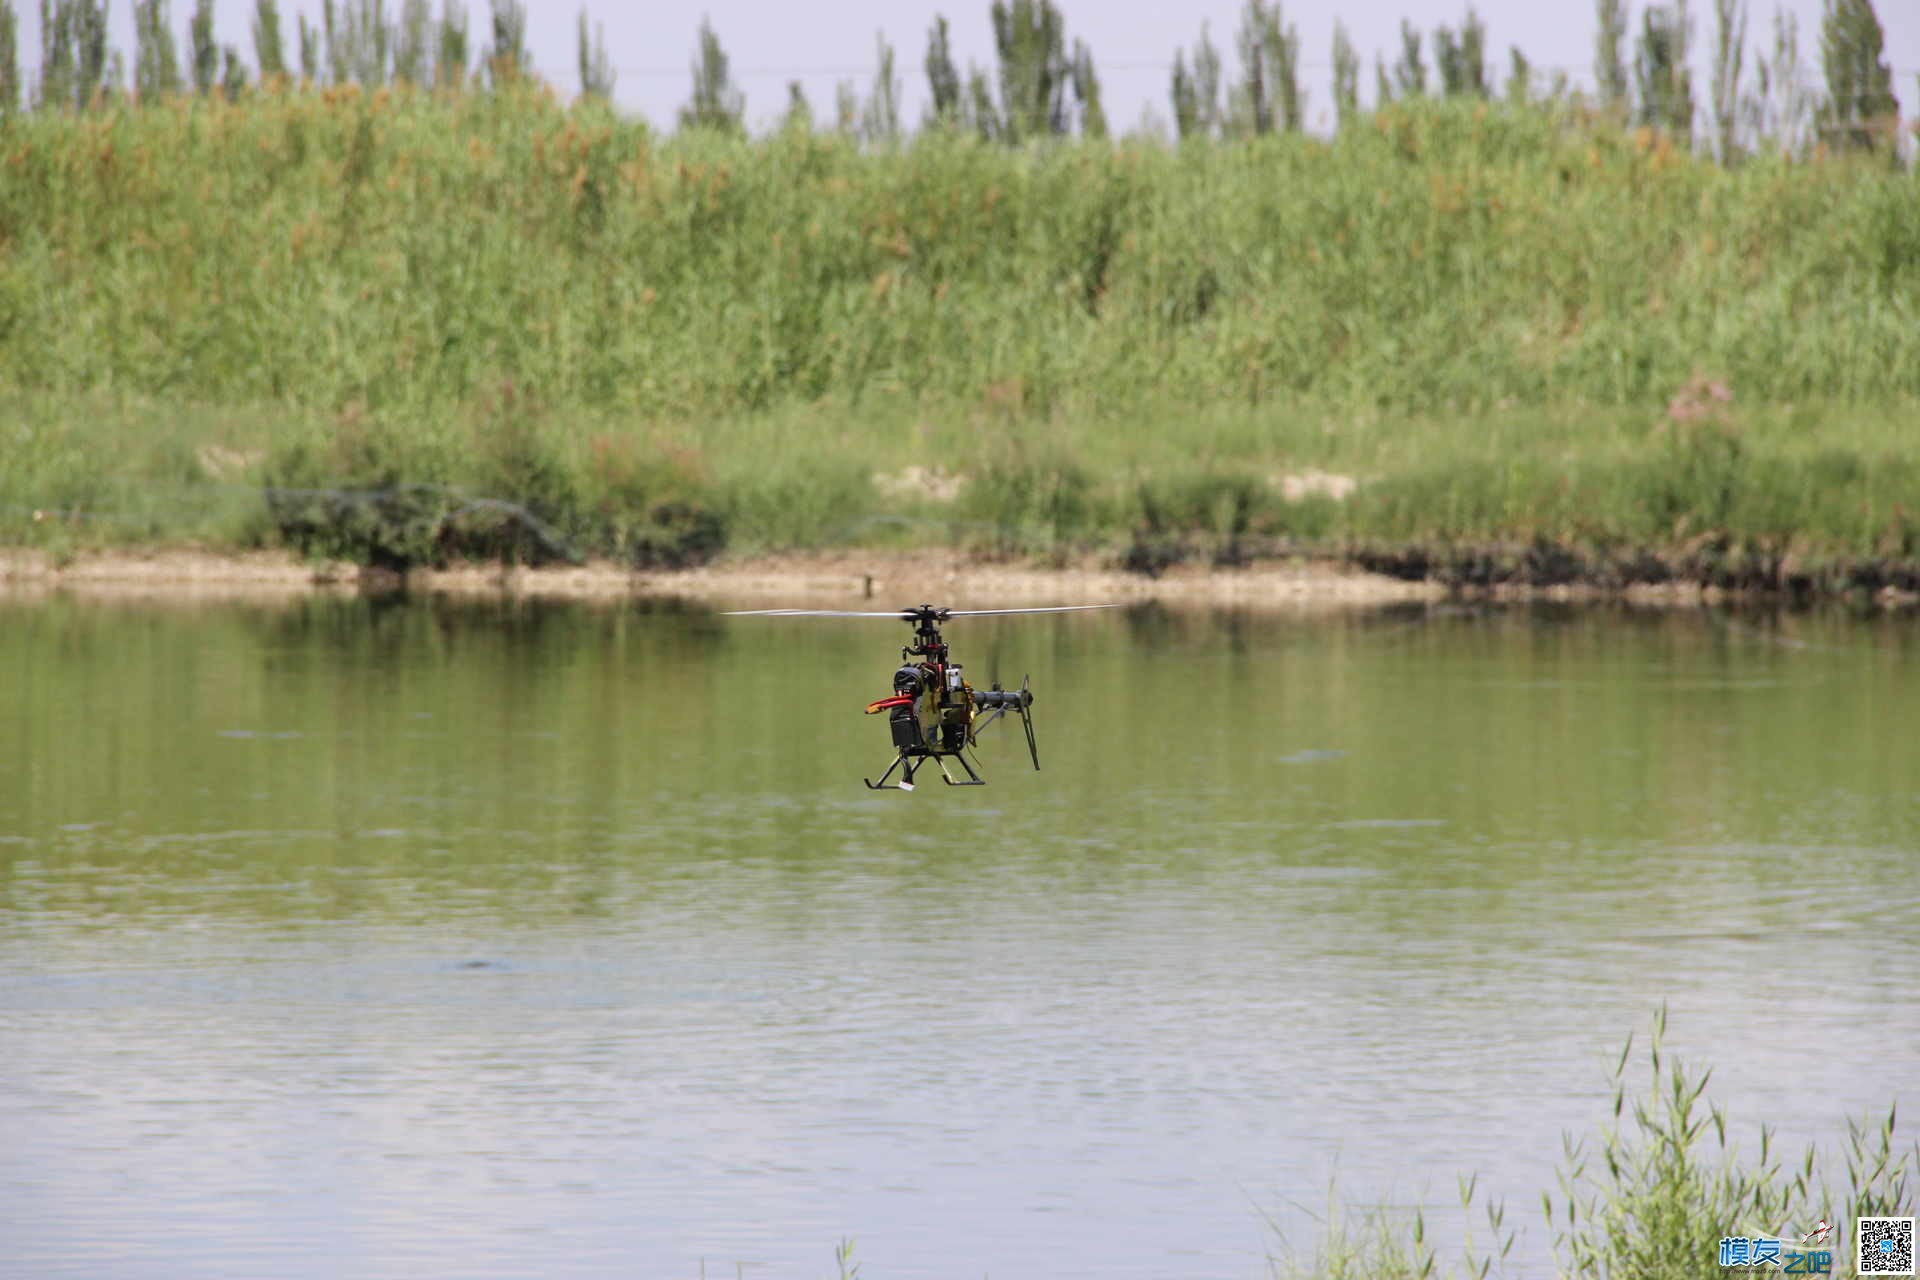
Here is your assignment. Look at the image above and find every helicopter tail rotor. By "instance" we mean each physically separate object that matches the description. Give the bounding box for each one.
[1019,674,1038,771]
[974,676,1038,772]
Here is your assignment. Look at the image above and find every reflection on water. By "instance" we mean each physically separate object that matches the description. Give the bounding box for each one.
[2,597,1918,1278]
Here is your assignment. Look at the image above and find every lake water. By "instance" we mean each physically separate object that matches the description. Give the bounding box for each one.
[2,595,1916,1278]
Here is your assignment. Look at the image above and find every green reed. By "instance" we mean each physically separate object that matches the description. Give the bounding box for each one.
[3,86,1918,574]
[1259,1008,1914,1280]
[2,86,1916,418]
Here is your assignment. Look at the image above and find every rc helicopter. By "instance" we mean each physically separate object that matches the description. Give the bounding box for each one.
[724,603,1112,790]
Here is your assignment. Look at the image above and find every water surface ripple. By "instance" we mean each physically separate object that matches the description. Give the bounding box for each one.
[2,599,1917,1278]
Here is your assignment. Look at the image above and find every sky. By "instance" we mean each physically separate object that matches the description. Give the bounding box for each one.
[16,0,1920,135]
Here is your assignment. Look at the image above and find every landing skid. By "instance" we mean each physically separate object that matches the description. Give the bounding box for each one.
[864,748,986,789]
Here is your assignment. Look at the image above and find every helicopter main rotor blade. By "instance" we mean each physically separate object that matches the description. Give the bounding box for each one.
[720,608,917,617]
[938,605,1117,617]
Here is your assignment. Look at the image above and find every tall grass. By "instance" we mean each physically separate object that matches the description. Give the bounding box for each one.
[1259,1008,1914,1279]
[2,85,1916,418]
[3,86,1918,575]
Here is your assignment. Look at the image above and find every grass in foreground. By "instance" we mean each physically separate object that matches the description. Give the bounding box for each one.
[1261,1008,1913,1279]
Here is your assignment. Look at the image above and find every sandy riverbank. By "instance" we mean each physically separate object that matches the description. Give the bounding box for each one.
[2,545,1894,609]
[0,546,1448,608]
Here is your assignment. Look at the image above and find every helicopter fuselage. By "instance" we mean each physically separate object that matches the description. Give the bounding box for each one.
[858,607,1035,789]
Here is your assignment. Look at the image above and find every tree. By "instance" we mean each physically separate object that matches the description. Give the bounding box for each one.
[780,79,812,132]
[36,0,68,109]
[1434,7,1488,98]
[1393,20,1427,98]
[1745,8,1811,151]
[190,0,216,95]
[1507,46,1533,105]
[329,0,392,89]
[924,14,960,127]
[485,0,525,88]
[1233,0,1270,135]
[1817,0,1897,151]
[1229,0,1301,136]
[0,0,16,111]
[1710,0,1746,160]
[861,31,900,145]
[990,0,1068,142]
[1169,22,1221,140]
[71,0,107,105]
[434,0,466,89]
[1070,38,1104,138]
[1595,0,1630,114]
[393,0,430,86]
[1635,2,1695,144]
[834,78,857,136]
[297,13,317,80]
[1331,20,1359,129]
[680,17,744,133]
[254,0,287,83]
[322,0,346,84]
[221,43,247,100]
[576,8,613,101]
[965,65,997,140]
[134,0,181,98]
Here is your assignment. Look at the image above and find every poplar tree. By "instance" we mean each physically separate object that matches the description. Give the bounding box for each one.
[0,0,16,111]
[190,0,217,95]
[1233,0,1271,136]
[1710,0,1746,160]
[253,0,287,82]
[1595,0,1630,113]
[133,0,181,98]
[924,14,960,126]
[434,0,466,89]
[485,0,525,88]
[861,30,900,144]
[1817,0,1897,151]
[990,0,1068,142]
[1635,1,1695,144]
[680,17,744,133]
[834,78,857,136]
[1434,7,1488,98]
[1331,20,1359,129]
[1745,8,1810,150]
[1393,20,1427,97]
[781,79,812,132]
[965,66,997,140]
[38,0,75,109]
[575,8,613,100]
[393,0,431,85]
[1069,39,1104,137]
[1169,23,1221,140]
[1229,0,1301,136]
[297,13,316,80]
[342,0,391,89]
[323,0,347,85]
[220,43,246,99]
[1507,46,1533,104]
[72,0,107,105]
